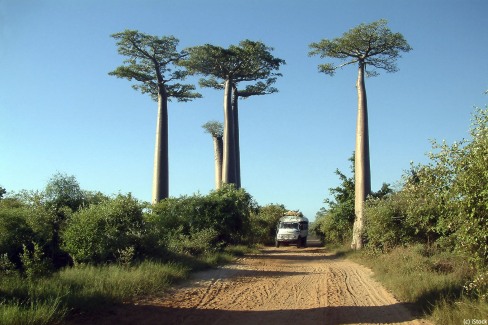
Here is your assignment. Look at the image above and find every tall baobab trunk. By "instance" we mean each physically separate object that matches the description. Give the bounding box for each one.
[351,62,371,250]
[232,86,241,188]
[222,79,237,185]
[213,135,223,189]
[152,89,169,203]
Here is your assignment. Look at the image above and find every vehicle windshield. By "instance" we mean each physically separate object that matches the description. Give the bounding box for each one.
[279,222,299,229]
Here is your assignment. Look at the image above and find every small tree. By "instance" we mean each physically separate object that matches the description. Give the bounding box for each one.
[309,19,412,249]
[109,30,201,203]
[62,194,144,264]
[44,172,84,267]
[202,121,224,189]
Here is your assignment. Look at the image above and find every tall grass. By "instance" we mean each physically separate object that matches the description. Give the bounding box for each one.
[347,244,487,324]
[0,261,188,324]
[0,297,66,325]
[0,249,245,325]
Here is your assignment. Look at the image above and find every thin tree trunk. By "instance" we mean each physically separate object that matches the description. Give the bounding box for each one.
[152,89,169,203]
[222,79,236,185]
[213,136,223,189]
[351,62,371,250]
[232,86,241,188]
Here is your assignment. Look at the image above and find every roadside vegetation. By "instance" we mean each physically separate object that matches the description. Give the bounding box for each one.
[0,180,281,325]
[313,105,488,323]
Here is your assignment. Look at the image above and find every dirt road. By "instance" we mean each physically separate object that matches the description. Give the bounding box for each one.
[72,242,431,325]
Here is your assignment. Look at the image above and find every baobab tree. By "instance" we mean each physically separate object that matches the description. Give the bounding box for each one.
[232,79,278,188]
[202,120,224,189]
[109,30,200,203]
[309,19,412,249]
[182,40,285,187]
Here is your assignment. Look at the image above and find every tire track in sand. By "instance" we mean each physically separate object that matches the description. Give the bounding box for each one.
[68,243,432,325]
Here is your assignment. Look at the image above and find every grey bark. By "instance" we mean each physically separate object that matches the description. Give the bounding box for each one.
[213,136,223,189]
[351,62,371,250]
[222,79,237,185]
[152,89,169,203]
[232,86,241,188]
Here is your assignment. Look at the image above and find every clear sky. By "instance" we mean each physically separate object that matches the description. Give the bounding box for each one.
[1,0,487,220]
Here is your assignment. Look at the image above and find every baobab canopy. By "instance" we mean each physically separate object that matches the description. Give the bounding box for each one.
[309,19,412,77]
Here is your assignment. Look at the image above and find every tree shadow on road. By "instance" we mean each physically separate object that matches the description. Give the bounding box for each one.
[70,302,422,325]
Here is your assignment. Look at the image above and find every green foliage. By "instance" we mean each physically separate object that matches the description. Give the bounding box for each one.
[145,184,256,257]
[463,270,488,301]
[0,174,271,323]
[0,296,66,325]
[44,172,84,212]
[181,39,284,102]
[309,19,412,76]
[0,253,16,275]
[314,153,393,246]
[249,204,286,245]
[364,106,488,271]
[365,194,413,251]
[450,107,488,270]
[431,296,488,325]
[350,244,473,314]
[165,228,220,256]
[62,194,144,264]
[183,40,285,85]
[202,120,224,137]
[0,261,187,324]
[0,202,36,267]
[313,159,356,245]
[20,242,51,280]
[109,30,201,102]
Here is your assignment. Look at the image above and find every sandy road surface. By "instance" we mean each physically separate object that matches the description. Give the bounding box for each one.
[70,242,431,325]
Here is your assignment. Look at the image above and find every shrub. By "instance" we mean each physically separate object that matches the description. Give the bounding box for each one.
[248,204,286,245]
[313,160,356,246]
[0,253,16,275]
[451,107,488,269]
[165,228,220,256]
[313,210,353,245]
[0,202,36,268]
[364,107,488,271]
[20,242,51,280]
[62,194,144,264]
[365,194,410,251]
[145,184,256,257]
[205,184,255,244]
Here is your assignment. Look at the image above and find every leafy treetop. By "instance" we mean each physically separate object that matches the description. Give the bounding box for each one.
[181,39,285,89]
[309,19,412,77]
[109,30,201,102]
[202,120,224,138]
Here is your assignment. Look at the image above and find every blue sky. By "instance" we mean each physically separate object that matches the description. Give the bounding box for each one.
[1,0,487,220]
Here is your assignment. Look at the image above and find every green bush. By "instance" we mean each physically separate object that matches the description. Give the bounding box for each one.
[363,107,488,271]
[313,209,353,245]
[0,253,16,275]
[205,184,255,244]
[364,195,409,251]
[313,161,356,245]
[165,227,220,256]
[20,242,51,280]
[62,194,144,264]
[248,204,286,245]
[0,202,36,268]
[145,184,256,257]
[451,107,488,269]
